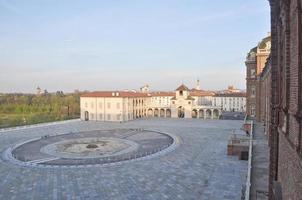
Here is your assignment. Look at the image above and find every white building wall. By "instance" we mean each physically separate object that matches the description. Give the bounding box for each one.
[150,96,173,108]
[80,92,244,122]
[211,96,246,112]
[193,96,213,106]
[81,97,125,122]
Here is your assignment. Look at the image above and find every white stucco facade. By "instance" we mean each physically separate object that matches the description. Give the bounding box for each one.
[80,84,246,122]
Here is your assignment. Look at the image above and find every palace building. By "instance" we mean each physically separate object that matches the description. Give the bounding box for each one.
[245,1,302,198]
[245,33,271,118]
[80,82,246,122]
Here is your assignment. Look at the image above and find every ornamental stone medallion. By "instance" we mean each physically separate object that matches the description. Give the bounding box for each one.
[40,137,139,159]
[4,129,176,167]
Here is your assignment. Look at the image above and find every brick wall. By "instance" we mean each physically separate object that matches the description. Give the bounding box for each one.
[278,132,302,200]
[268,0,302,199]
[259,58,272,137]
[246,37,270,120]
[246,56,257,117]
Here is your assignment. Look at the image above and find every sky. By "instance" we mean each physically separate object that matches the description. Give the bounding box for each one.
[0,0,270,93]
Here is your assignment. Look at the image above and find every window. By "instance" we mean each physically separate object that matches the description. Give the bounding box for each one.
[251,86,256,98]
[116,102,120,109]
[172,101,175,104]
[90,113,94,119]
[180,91,183,96]
[91,102,94,109]
[99,114,103,120]
[251,69,256,78]
[251,105,256,116]
[107,114,111,120]
[107,102,111,109]
[85,102,88,108]
[117,114,121,121]
[188,101,191,105]
[99,102,102,109]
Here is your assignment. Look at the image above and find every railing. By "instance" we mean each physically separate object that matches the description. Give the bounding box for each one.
[244,120,253,200]
[243,114,248,124]
[228,134,250,145]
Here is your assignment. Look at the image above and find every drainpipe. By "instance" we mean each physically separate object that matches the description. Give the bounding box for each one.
[95,98,97,121]
[297,0,302,152]
[104,98,106,122]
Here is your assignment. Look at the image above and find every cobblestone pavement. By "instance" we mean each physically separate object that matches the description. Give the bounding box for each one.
[251,122,269,200]
[9,129,174,166]
[0,118,247,200]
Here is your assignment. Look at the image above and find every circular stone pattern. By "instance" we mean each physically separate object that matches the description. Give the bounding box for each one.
[7,129,175,167]
[40,137,139,159]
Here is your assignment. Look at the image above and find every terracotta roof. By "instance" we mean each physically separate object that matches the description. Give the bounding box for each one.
[151,92,175,97]
[190,91,216,97]
[81,91,150,98]
[186,96,195,100]
[170,96,195,100]
[190,88,203,92]
[214,93,246,97]
[176,84,189,91]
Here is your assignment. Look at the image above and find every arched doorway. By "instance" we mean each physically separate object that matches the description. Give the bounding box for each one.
[160,109,165,117]
[213,109,219,119]
[192,109,198,118]
[154,109,159,117]
[199,109,204,119]
[206,109,212,119]
[178,106,185,118]
[135,110,138,118]
[139,110,142,118]
[166,109,171,118]
[84,111,89,121]
[147,109,153,117]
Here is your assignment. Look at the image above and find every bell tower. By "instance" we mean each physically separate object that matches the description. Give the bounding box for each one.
[195,79,201,90]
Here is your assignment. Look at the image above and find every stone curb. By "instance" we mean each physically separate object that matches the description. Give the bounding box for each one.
[1,129,180,169]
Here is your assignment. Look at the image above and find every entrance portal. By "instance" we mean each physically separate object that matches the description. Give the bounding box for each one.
[178,106,185,118]
[84,111,89,121]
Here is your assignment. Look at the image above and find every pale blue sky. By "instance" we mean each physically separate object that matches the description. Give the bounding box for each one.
[0,0,270,93]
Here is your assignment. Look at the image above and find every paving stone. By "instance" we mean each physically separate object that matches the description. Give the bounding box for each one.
[0,118,247,200]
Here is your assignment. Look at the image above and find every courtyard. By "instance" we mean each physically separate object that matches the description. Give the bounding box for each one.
[0,118,247,200]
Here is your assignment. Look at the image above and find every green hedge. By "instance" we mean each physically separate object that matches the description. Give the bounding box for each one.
[0,113,78,129]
